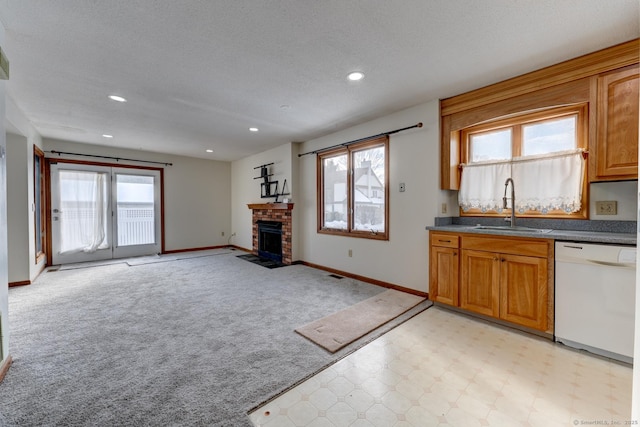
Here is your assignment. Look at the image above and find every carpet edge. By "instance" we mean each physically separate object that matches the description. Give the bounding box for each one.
[247,300,434,416]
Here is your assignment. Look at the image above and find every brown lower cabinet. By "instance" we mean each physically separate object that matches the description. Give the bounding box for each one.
[429,231,553,333]
[429,233,459,306]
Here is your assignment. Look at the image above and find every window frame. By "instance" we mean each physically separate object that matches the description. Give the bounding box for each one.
[317,136,389,240]
[459,104,589,218]
[34,145,47,264]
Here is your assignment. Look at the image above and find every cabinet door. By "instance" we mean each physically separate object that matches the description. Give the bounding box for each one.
[429,246,459,306]
[595,65,639,180]
[499,254,548,331]
[460,249,499,317]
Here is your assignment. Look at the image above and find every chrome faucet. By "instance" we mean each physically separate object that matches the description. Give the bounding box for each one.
[503,178,516,227]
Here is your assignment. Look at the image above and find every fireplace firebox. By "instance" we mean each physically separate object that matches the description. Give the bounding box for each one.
[257,220,283,262]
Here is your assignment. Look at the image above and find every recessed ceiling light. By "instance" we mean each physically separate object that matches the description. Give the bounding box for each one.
[249,127,259,132]
[206,149,213,153]
[108,95,127,102]
[280,104,291,110]
[347,71,365,81]
[102,134,113,138]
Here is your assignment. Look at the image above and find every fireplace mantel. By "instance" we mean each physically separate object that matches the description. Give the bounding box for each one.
[247,203,294,210]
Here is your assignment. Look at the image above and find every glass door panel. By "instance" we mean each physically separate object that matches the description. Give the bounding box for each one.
[116,174,155,246]
[51,164,112,265]
[112,168,161,259]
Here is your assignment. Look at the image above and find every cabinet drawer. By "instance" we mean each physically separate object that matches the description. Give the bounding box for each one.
[430,232,459,248]
[462,235,549,258]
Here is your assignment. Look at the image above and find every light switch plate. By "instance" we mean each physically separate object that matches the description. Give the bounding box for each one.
[595,200,617,215]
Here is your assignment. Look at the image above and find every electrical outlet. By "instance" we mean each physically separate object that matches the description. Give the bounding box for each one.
[221,231,225,237]
[441,203,447,214]
[348,249,353,258]
[595,200,617,215]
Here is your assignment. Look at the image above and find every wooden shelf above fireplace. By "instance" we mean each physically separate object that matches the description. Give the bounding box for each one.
[247,203,294,210]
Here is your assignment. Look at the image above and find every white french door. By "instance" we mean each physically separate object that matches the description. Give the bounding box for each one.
[51,163,161,265]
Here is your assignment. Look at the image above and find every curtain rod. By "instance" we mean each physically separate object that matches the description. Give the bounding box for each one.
[297,122,423,157]
[458,149,588,169]
[47,150,173,166]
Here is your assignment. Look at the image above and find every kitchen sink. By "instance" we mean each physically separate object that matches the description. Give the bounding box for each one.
[473,225,553,233]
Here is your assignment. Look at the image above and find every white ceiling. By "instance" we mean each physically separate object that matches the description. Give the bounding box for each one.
[0,1,638,161]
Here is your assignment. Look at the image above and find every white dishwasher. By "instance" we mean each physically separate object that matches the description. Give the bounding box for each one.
[555,241,636,364]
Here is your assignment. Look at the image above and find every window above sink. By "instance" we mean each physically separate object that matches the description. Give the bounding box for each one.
[457,104,589,220]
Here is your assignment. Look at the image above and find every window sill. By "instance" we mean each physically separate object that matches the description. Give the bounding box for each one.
[318,228,389,241]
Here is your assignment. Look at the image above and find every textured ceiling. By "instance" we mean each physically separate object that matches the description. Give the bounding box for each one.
[0,0,638,161]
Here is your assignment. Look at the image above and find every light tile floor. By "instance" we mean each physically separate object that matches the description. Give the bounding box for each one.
[249,306,632,427]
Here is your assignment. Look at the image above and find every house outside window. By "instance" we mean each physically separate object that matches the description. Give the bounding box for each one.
[317,136,389,240]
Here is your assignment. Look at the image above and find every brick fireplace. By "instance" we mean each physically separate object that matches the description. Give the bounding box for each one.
[247,203,293,265]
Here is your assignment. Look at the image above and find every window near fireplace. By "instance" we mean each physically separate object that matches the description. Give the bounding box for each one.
[317,136,389,240]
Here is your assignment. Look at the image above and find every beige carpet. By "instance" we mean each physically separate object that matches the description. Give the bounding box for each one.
[295,289,426,353]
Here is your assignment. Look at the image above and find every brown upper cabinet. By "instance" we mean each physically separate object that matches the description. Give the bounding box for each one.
[440,39,639,190]
[594,64,639,180]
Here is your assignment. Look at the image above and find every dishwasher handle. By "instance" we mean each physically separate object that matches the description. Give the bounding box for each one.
[587,259,635,268]
[555,242,637,267]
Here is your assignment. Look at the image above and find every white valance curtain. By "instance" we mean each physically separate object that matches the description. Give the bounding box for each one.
[459,149,585,214]
[458,160,511,213]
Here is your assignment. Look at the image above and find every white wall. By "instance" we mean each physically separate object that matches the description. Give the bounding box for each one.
[43,139,232,252]
[290,142,301,261]
[6,133,29,283]
[230,103,445,293]
[0,20,9,366]
[632,21,640,411]
[296,100,445,292]
[231,142,295,254]
[633,146,640,421]
[590,181,638,221]
[6,95,45,283]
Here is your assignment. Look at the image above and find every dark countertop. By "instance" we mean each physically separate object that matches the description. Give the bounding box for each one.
[426,218,637,245]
